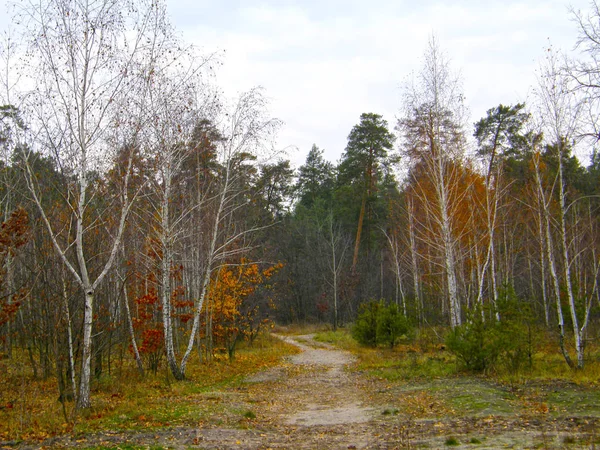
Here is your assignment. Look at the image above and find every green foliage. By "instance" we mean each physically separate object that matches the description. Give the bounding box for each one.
[473,103,531,160]
[313,329,358,350]
[495,286,534,373]
[295,144,335,209]
[352,301,380,347]
[446,287,535,373]
[243,410,256,419]
[445,436,460,446]
[376,302,411,348]
[446,306,502,373]
[337,112,396,189]
[352,300,412,348]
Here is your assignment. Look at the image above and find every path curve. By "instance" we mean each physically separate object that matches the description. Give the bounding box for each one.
[195,333,383,449]
[26,333,600,449]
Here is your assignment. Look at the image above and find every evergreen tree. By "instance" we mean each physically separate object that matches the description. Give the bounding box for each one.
[295,144,334,209]
[337,113,396,271]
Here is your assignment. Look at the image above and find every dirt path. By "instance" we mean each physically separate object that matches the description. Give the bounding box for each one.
[182,334,383,449]
[189,335,598,449]
[26,334,599,449]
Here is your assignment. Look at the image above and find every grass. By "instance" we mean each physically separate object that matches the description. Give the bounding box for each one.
[272,323,331,335]
[315,327,456,380]
[315,326,600,422]
[313,329,359,349]
[242,410,256,419]
[316,326,600,385]
[81,447,168,450]
[445,436,460,446]
[0,332,298,443]
[83,447,168,450]
[3,324,600,445]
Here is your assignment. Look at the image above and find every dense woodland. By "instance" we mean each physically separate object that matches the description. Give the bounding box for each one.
[1,0,600,412]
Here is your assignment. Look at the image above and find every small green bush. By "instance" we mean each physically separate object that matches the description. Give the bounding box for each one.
[445,436,460,446]
[495,286,534,372]
[352,301,380,347]
[352,300,412,348]
[446,306,502,372]
[446,286,536,373]
[377,302,411,348]
[243,410,256,419]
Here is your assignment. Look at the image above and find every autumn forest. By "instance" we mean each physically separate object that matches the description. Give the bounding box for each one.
[1,0,600,439]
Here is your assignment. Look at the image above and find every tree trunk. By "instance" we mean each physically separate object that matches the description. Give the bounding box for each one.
[62,274,78,405]
[123,283,144,377]
[160,168,185,381]
[557,150,584,368]
[533,153,574,368]
[407,197,422,323]
[537,205,550,327]
[439,182,461,328]
[76,290,94,410]
[352,190,367,272]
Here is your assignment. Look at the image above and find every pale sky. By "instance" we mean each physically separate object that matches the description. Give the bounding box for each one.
[1,0,594,167]
[164,0,592,167]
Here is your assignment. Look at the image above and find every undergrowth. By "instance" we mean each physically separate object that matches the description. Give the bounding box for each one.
[0,332,298,443]
[315,326,600,423]
[315,326,600,385]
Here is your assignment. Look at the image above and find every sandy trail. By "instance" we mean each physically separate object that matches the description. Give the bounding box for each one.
[25,334,599,449]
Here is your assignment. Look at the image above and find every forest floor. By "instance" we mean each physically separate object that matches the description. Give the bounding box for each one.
[12,333,600,449]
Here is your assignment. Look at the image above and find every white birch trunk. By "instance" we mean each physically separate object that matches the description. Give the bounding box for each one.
[180,148,231,373]
[61,273,77,405]
[407,197,422,321]
[438,173,461,327]
[537,204,550,327]
[533,153,574,368]
[557,149,584,368]
[122,282,144,376]
[159,164,185,380]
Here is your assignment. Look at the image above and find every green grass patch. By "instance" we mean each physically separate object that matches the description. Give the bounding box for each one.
[314,327,456,380]
[445,436,460,446]
[442,379,516,416]
[243,410,256,419]
[313,329,360,350]
[546,384,600,416]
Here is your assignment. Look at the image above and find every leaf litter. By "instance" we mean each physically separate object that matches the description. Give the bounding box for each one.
[13,334,600,449]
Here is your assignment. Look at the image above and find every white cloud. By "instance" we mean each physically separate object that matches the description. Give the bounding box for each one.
[1,0,590,167]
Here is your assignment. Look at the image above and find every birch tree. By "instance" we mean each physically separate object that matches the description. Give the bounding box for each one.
[535,48,590,368]
[17,0,174,409]
[146,85,279,380]
[473,104,531,313]
[398,36,467,328]
[143,52,215,380]
[179,89,279,376]
[319,211,350,330]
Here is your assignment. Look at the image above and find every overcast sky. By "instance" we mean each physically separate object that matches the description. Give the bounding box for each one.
[1,0,593,167]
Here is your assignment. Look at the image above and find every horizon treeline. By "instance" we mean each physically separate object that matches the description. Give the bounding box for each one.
[1,0,600,409]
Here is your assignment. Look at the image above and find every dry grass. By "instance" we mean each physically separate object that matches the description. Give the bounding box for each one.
[314,326,600,386]
[272,322,332,335]
[0,332,299,443]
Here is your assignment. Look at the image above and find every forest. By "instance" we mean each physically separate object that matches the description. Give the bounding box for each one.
[1,0,600,438]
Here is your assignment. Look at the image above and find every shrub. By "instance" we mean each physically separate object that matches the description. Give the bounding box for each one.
[495,286,534,372]
[377,302,411,348]
[446,286,536,373]
[446,305,502,372]
[352,300,412,348]
[352,301,380,347]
